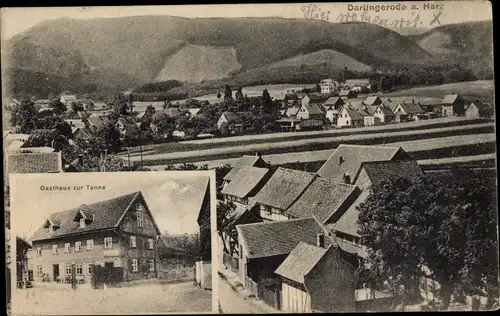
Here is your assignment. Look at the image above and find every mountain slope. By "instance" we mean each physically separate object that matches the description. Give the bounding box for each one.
[407,21,493,76]
[4,16,435,95]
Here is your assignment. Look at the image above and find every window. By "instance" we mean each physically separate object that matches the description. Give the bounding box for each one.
[36,247,42,256]
[64,243,71,253]
[131,259,138,272]
[346,120,349,125]
[75,241,82,252]
[86,239,94,251]
[149,259,155,272]
[52,244,58,254]
[76,263,83,275]
[87,262,94,275]
[79,218,86,228]
[148,238,154,250]
[36,265,43,276]
[65,263,72,275]
[130,236,136,248]
[104,237,113,249]
[137,211,143,227]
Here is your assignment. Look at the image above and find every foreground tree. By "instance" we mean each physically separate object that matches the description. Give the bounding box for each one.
[49,99,68,115]
[9,100,38,133]
[358,171,498,310]
[24,129,69,151]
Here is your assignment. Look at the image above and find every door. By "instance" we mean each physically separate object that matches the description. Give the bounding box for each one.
[104,262,114,268]
[53,264,60,281]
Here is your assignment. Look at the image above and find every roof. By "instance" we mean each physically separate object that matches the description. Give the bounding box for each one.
[87,116,109,130]
[364,96,381,106]
[360,160,424,188]
[317,144,403,183]
[349,102,375,116]
[285,107,301,117]
[221,166,270,199]
[164,107,182,118]
[30,191,158,242]
[226,203,262,228]
[397,102,424,115]
[252,167,316,211]
[376,105,395,116]
[301,103,324,115]
[467,101,493,112]
[442,94,460,105]
[236,218,328,259]
[223,155,265,181]
[7,151,62,173]
[286,178,360,223]
[60,95,77,100]
[332,190,370,238]
[65,119,86,129]
[274,241,329,284]
[339,90,355,96]
[188,108,201,116]
[117,117,141,133]
[158,234,186,256]
[324,97,343,107]
[342,106,363,120]
[7,140,25,150]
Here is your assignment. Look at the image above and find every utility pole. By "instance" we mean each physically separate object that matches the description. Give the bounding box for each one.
[140,144,143,170]
[127,147,131,170]
[71,262,77,290]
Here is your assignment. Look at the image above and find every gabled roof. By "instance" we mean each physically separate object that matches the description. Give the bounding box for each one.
[317,144,404,183]
[359,160,424,188]
[324,97,343,107]
[332,190,370,238]
[87,116,109,130]
[285,107,301,118]
[339,90,352,96]
[221,166,270,199]
[286,178,361,223]
[364,96,382,106]
[117,117,141,133]
[375,105,395,116]
[188,108,201,116]
[164,107,182,118]
[341,106,363,120]
[226,203,262,229]
[274,241,330,284]
[158,234,186,256]
[223,155,266,181]
[65,119,86,129]
[467,101,493,112]
[300,103,324,115]
[30,191,159,242]
[349,102,375,116]
[236,218,329,259]
[442,94,461,105]
[7,151,62,174]
[396,102,424,115]
[252,167,316,211]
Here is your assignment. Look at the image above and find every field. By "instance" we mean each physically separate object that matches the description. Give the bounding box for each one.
[123,121,494,165]
[385,80,494,102]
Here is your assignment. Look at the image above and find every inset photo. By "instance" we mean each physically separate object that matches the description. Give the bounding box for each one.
[9,171,216,315]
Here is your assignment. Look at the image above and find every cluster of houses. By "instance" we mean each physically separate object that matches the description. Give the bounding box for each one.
[217,144,479,312]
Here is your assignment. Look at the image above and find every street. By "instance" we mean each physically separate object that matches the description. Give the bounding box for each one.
[12,280,212,315]
[218,273,273,314]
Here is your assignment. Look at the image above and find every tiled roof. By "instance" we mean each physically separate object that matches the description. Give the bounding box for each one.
[65,119,86,129]
[252,167,316,211]
[332,190,370,238]
[285,107,301,118]
[317,144,403,183]
[87,116,109,130]
[226,203,262,229]
[223,155,265,181]
[158,234,186,256]
[286,178,361,224]
[117,118,141,133]
[7,152,62,174]
[376,105,395,116]
[398,102,424,115]
[221,166,270,199]
[236,218,328,259]
[442,94,460,105]
[349,102,375,116]
[301,103,324,115]
[343,107,363,120]
[467,101,493,112]
[274,241,329,284]
[364,96,381,106]
[339,90,352,96]
[188,108,201,116]
[360,160,424,188]
[324,97,342,107]
[30,191,153,242]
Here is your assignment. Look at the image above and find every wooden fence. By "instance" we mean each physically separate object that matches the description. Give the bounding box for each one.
[91,265,123,289]
[222,252,239,272]
[246,276,259,298]
[258,279,281,310]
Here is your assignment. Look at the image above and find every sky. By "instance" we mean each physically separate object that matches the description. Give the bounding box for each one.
[9,171,213,239]
[0,2,492,39]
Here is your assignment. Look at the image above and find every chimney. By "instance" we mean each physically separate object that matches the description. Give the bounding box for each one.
[338,156,344,165]
[317,233,325,248]
[343,172,351,184]
[78,154,84,165]
[255,152,261,158]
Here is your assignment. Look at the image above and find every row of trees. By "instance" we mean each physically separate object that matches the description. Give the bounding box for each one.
[358,170,498,310]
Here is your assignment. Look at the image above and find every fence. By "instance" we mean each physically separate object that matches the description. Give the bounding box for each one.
[246,276,259,298]
[159,262,194,283]
[222,252,239,272]
[258,279,281,310]
[91,265,123,289]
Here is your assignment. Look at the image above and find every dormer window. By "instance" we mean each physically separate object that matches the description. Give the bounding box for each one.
[79,218,86,228]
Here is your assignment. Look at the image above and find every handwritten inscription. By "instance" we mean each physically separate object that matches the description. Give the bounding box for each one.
[40,185,106,191]
[302,4,331,22]
[337,11,422,29]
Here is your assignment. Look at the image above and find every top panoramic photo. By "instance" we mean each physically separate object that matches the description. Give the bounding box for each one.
[2,1,497,314]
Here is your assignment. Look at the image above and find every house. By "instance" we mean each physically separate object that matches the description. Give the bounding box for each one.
[349,102,376,126]
[16,236,33,288]
[216,111,252,133]
[393,101,424,122]
[251,167,316,221]
[339,90,358,99]
[296,98,325,130]
[316,144,409,184]
[373,104,395,124]
[465,101,494,118]
[336,105,363,128]
[285,177,362,225]
[188,108,201,117]
[156,235,191,276]
[364,96,382,106]
[277,106,302,131]
[221,166,272,205]
[38,108,54,117]
[28,191,161,283]
[116,118,141,137]
[196,179,212,290]
[275,241,356,312]
[34,99,51,108]
[7,150,63,174]
[325,109,340,125]
[441,93,466,117]
[163,107,182,118]
[235,218,330,287]
[323,97,344,111]
[60,95,77,105]
[283,107,301,119]
[320,79,338,95]
[222,154,267,189]
[85,116,110,132]
[4,97,21,109]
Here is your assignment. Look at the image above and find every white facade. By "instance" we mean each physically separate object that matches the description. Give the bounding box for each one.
[282,282,312,313]
[259,204,290,221]
[320,79,337,94]
[337,108,362,128]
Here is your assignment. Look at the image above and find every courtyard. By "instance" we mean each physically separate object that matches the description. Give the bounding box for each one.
[11,280,213,315]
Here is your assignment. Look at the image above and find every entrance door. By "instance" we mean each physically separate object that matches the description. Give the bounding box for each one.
[53,264,60,281]
[104,262,114,268]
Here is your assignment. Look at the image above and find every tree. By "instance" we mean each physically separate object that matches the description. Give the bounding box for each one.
[235,87,244,102]
[217,200,236,255]
[358,172,498,310]
[151,112,177,140]
[71,101,84,113]
[34,116,73,139]
[9,100,38,133]
[24,129,70,150]
[49,99,68,115]
[145,105,156,117]
[224,85,233,100]
[315,83,321,93]
[95,122,122,153]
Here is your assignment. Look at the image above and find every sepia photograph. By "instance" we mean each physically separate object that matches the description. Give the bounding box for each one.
[8,171,216,315]
[1,1,497,314]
